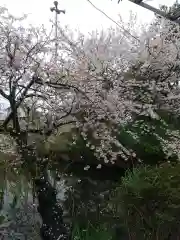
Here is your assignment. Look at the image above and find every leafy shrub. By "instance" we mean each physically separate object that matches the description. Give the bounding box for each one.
[117,114,179,166]
[67,113,179,167]
[110,163,180,239]
[67,133,96,163]
[71,222,115,240]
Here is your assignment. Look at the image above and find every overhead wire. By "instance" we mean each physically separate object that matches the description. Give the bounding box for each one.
[86,0,140,42]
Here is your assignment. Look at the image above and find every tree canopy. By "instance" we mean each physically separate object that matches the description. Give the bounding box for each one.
[0,5,180,166]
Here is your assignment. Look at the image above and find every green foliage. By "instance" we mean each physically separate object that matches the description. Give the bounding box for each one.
[71,223,114,240]
[54,112,179,166]
[48,132,73,153]
[67,134,96,163]
[120,109,180,165]
[110,163,180,239]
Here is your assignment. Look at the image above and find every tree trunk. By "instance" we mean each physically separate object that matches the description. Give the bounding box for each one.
[35,173,70,240]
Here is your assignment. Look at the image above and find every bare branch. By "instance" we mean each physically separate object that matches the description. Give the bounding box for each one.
[0,87,9,100]
[27,120,76,136]
[2,75,38,128]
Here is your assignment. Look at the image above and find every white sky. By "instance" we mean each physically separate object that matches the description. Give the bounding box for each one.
[0,0,177,34]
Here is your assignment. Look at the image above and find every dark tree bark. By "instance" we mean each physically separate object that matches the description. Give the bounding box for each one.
[35,175,70,240]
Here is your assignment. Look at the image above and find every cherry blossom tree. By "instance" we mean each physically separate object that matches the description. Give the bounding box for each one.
[0,6,139,165]
[1,5,180,238]
[0,7,79,154]
[0,5,180,168]
[57,12,180,164]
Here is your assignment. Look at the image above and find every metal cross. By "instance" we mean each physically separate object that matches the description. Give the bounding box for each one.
[50,1,65,63]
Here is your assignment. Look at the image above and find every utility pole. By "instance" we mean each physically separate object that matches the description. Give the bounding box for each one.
[50,1,65,63]
[117,0,180,24]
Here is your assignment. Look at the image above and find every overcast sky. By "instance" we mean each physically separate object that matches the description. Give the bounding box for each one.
[1,0,177,33]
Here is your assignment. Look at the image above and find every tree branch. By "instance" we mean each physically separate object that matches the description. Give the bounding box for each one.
[0,88,9,100]
[37,79,91,102]
[25,93,47,100]
[27,120,76,136]
[2,75,38,128]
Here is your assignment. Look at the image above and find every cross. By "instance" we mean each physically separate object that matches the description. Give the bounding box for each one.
[50,1,66,63]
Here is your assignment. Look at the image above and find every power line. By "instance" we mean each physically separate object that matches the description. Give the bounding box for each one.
[86,0,140,42]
